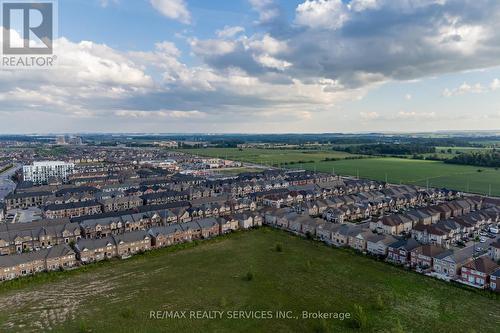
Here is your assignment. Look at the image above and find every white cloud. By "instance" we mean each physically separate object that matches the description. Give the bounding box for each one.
[249,0,280,23]
[246,34,288,55]
[490,78,500,91]
[348,0,379,12]
[114,110,206,119]
[190,38,236,56]
[395,111,436,119]
[360,111,380,120]
[253,54,292,71]
[216,26,245,39]
[150,0,191,24]
[405,93,412,100]
[442,82,488,97]
[99,0,118,7]
[428,19,488,56]
[295,0,348,30]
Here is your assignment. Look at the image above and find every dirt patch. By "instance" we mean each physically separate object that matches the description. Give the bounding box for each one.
[0,273,120,332]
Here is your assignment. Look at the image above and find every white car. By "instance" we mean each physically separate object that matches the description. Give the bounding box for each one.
[489,227,499,234]
[479,237,487,243]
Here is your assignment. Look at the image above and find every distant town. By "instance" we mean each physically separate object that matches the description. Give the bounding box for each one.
[0,134,499,294]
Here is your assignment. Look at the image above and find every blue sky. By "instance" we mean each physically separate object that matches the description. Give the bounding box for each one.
[1,0,500,133]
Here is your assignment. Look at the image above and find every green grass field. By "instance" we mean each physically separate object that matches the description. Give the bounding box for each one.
[293,158,500,196]
[181,148,499,196]
[180,148,357,166]
[0,228,498,333]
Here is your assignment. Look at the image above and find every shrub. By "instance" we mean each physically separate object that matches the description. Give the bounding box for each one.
[245,271,254,281]
[275,243,283,252]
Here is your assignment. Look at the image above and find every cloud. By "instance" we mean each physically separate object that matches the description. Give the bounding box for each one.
[394,111,436,120]
[99,0,118,7]
[360,111,380,120]
[441,79,500,97]
[249,0,280,23]
[150,0,191,24]
[348,0,379,12]
[490,78,500,91]
[216,26,245,39]
[405,93,412,100]
[295,0,349,30]
[193,0,500,93]
[253,54,292,71]
[114,110,206,119]
[4,0,500,133]
[189,38,236,56]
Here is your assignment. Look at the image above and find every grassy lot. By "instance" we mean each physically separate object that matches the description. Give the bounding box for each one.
[292,158,500,196]
[0,228,498,333]
[179,148,357,166]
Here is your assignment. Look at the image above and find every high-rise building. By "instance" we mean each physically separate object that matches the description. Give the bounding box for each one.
[55,135,66,145]
[23,161,75,185]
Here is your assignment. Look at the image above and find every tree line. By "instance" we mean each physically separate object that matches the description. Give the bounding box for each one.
[445,151,500,168]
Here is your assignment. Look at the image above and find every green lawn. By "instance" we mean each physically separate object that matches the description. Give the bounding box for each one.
[0,228,498,333]
[180,148,357,166]
[292,158,500,196]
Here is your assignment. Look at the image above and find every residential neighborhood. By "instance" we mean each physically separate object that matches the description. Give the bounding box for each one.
[0,148,499,293]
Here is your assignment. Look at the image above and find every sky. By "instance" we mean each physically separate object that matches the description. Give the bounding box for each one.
[1,0,500,134]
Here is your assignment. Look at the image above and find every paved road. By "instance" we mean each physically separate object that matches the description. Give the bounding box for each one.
[0,163,20,201]
[462,232,499,254]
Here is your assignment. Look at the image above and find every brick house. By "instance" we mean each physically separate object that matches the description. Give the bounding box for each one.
[75,237,117,263]
[0,244,76,281]
[180,221,203,241]
[410,245,448,270]
[149,224,185,247]
[113,231,151,259]
[386,238,420,265]
[197,218,220,239]
[460,256,499,289]
[44,200,102,219]
[490,268,500,292]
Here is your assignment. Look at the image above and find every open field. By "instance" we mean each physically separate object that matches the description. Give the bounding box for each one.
[0,228,498,333]
[179,148,357,166]
[180,148,499,196]
[294,158,500,196]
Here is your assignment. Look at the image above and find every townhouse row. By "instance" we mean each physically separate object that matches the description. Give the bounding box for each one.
[263,208,500,292]
[0,215,262,282]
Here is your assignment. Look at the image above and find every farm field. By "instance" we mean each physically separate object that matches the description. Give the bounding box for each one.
[294,158,500,196]
[181,148,499,196]
[0,228,498,333]
[179,148,357,166]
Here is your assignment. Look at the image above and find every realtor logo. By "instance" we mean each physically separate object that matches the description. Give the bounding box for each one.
[1,0,57,68]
